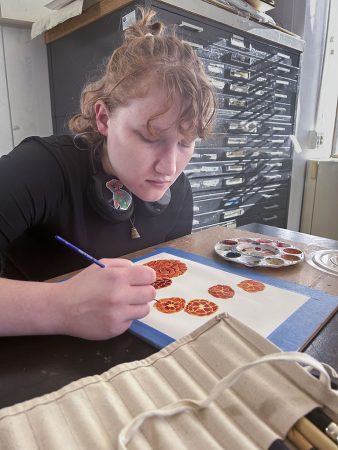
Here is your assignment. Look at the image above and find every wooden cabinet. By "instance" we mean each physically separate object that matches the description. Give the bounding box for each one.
[47,0,302,230]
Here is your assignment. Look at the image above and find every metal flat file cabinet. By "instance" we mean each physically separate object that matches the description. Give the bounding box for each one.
[47,0,302,231]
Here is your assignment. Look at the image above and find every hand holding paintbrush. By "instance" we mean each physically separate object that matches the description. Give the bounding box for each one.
[54,236,156,339]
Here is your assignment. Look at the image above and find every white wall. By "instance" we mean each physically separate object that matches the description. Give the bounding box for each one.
[270,0,331,231]
[0,24,52,156]
[0,26,13,154]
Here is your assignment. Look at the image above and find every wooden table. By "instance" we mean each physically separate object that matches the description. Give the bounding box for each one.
[0,224,337,409]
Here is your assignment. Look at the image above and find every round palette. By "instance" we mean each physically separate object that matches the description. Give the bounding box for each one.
[214,237,304,268]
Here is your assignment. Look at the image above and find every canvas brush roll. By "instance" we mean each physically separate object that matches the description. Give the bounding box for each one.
[0,313,337,449]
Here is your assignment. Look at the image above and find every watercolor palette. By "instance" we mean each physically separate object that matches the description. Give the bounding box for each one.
[214,237,304,268]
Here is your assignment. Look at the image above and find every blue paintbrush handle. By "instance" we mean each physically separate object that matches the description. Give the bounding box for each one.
[55,235,106,268]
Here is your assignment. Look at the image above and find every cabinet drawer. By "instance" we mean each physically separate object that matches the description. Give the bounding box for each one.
[194,199,286,226]
[196,132,292,150]
[153,5,228,50]
[222,81,296,106]
[213,34,300,68]
[191,147,292,162]
[190,175,244,192]
[221,49,299,80]
[215,94,294,117]
[193,209,225,227]
[189,170,290,193]
[192,184,288,215]
[186,158,291,177]
[240,186,289,208]
[193,196,226,215]
[237,209,288,228]
[212,117,293,136]
[193,200,288,228]
[192,219,237,232]
[185,162,224,177]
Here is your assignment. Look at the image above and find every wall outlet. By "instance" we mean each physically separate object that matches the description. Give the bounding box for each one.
[308,130,324,149]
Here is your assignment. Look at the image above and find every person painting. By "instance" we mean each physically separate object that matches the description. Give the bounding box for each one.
[0,8,215,339]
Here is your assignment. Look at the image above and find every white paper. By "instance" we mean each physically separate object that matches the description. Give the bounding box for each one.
[137,252,308,340]
[31,0,84,39]
[44,0,75,10]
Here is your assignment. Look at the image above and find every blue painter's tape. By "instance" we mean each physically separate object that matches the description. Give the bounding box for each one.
[130,247,338,351]
[129,319,174,349]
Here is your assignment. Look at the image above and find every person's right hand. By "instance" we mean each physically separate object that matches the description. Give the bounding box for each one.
[55,258,156,340]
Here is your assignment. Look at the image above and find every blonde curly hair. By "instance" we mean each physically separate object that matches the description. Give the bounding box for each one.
[69,8,215,146]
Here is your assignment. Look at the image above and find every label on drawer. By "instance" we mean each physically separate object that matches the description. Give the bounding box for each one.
[275,93,287,99]
[276,79,289,86]
[255,90,267,96]
[223,197,241,207]
[224,164,244,172]
[201,165,220,172]
[185,168,200,173]
[226,150,245,158]
[202,179,220,187]
[228,98,247,108]
[230,68,250,80]
[192,153,217,160]
[203,153,217,160]
[190,180,201,188]
[230,83,250,94]
[228,137,247,145]
[225,177,243,186]
[272,126,286,131]
[210,78,225,90]
[277,66,291,73]
[222,208,244,219]
[274,107,288,115]
[207,63,224,75]
[228,121,257,132]
[230,34,245,48]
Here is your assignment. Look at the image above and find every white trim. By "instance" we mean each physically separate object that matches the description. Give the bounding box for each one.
[312,0,338,153]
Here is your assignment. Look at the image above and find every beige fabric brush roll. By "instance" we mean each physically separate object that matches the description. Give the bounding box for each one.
[0,313,337,449]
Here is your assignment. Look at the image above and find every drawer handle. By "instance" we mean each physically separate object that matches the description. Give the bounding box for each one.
[265,163,283,168]
[264,174,282,179]
[262,193,279,199]
[277,67,291,73]
[178,21,203,32]
[231,34,245,49]
[262,215,278,221]
[276,79,290,86]
[272,127,286,131]
[263,204,279,210]
[181,40,204,49]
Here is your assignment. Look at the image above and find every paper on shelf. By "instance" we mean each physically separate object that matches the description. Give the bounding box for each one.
[31,0,84,39]
[44,0,75,10]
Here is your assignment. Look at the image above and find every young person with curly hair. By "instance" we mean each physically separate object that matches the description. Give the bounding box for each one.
[0,8,215,339]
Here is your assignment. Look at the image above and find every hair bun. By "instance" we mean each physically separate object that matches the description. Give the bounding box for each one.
[148,21,162,35]
[124,7,164,41]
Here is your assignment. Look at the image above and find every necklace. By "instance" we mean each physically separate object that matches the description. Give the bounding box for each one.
[129,213,140,239]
